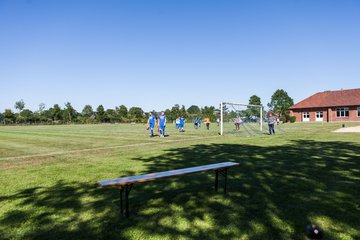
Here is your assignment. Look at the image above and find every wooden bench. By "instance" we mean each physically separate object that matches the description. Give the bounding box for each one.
[98,162,240,218]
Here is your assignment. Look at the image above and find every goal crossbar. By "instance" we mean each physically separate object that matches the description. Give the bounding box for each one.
[222,102,262,108]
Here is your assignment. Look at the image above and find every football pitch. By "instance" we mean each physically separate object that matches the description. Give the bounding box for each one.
[0,122,359,239]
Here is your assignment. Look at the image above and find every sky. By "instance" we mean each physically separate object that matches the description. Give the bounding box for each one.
[0,0,359,112]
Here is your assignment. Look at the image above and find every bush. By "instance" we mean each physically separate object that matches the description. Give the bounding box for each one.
[290,116,296,123]
[279,116,286,123]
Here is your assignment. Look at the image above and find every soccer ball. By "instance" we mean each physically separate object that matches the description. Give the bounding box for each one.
[306,224,324,239]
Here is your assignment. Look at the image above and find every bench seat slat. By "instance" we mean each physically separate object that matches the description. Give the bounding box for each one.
[98,162,239,187]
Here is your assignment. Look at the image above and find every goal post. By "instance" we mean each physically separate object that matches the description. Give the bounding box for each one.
[220,102,263,136]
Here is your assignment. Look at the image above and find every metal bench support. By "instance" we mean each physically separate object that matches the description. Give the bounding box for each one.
[214,168,228,194]
[119,184,133,218]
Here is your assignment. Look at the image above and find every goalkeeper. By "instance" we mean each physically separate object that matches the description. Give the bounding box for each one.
[147,112,156,137]
[234,117,242,130]
[268,112,276,135]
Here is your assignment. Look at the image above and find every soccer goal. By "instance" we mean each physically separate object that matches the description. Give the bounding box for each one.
[220,102,263,136]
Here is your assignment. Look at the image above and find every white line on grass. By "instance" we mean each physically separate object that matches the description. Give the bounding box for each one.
[0,136,219,161]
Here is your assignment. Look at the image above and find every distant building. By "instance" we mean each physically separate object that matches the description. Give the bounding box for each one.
[289,88,360,122]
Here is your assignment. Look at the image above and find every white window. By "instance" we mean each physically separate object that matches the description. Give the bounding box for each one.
[303,112,310,122]
[358,107,360,117]
[316,112,323,118]
[336,107,349,118]
[315,111,323,121]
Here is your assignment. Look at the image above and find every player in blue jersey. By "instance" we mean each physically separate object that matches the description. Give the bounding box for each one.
[158,111,167,137]
[193,117,198,129]
[179,116,185,132]
[175,116,180,129]
[147,112,156,137]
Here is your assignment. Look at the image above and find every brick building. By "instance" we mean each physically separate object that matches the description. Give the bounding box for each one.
[289,88,360,122]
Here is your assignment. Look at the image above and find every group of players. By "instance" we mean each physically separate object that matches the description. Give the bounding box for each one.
[175,116,186,132]
[147,112,277,137]
[146,112,212,137]
[147,112,167,137]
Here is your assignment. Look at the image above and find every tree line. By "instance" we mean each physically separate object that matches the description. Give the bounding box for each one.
[0,89,294,125]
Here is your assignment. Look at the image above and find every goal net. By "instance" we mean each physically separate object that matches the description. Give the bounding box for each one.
[220,102,264,136]
[220,102,286,136]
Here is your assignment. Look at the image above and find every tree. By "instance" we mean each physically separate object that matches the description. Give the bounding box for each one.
[14,99,25,122]
[249,95,261,106]
[82,105,94,118]
[128,107,144,122]
[3,109,15,124]
[96,105,105,122]
[170,104,181,120]
[38,103,46,113]
[64,102,77,122]
[267,89,294,116]
[180,105,187,118]
[248,95,262,117]
[105,109,116,122]
[51,104,63,121]
[36,103,47,123]
[21,109,34,123]
[14,99,25,113]
[80,105,94,123]
[164,109,171,120]
[187,105,201,115]
[39,108,53,123]
[116,105,128,122]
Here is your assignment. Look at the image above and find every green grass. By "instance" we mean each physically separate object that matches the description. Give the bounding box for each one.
[0,122,359,240]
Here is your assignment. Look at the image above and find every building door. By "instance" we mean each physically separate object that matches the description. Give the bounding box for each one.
[316,111,323,122]
[303,112,310,122]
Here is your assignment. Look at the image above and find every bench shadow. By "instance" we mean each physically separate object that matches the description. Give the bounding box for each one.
[129,140,360,239]
[0,140,359,239]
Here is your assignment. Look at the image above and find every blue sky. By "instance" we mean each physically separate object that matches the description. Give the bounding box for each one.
[1,0,359,112]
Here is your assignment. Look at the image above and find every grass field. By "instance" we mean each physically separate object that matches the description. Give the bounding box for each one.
[0,122,359,240]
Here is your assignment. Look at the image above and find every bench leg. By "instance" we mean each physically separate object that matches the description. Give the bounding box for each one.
[120,188,124,215]
[125,184,133,218]
[215,168,229,194]
[215,170,219,192]
[119,184,133,218]
[223,169,228,194]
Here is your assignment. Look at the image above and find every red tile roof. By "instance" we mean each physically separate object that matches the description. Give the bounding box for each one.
[289,88,360,109]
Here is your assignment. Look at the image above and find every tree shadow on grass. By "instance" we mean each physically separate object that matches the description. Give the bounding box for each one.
[0,140,359,239]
